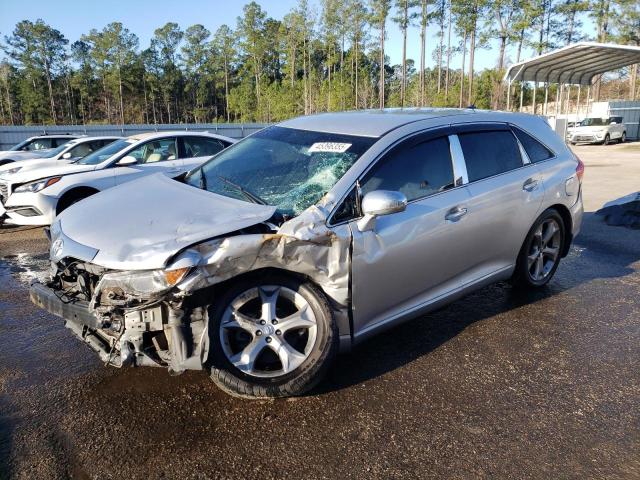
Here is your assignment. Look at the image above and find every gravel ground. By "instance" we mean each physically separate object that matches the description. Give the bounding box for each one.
[0,143,638,479]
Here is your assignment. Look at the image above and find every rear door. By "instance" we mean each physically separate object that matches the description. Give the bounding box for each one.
[114,137,182,185]
[452,124,545,283]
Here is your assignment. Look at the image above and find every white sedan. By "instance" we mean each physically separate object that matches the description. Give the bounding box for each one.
[0,136,122,177]
[0,131,235,226]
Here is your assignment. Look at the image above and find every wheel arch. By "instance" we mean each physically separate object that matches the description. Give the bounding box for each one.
[547,203,573,257]
[186,266,351,338]
[56,186,100,215]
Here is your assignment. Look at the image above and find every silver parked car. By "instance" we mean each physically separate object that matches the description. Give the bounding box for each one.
[30,109,584,398]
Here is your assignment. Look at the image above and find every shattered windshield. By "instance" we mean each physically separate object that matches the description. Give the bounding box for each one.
[186,126,376,216]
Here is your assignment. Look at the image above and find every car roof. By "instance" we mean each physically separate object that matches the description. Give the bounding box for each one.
[64,136,123,145]
[27,134,80,140]
[125,131,236,142]
[278,108,544,137]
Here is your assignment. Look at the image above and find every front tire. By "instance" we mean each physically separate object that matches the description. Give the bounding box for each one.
[512,209,565,288]
[207,273,338,398]
[603,134,611,145]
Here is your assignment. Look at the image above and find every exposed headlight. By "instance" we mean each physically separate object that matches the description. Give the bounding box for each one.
[97,267,191,296]
[15,176,62,193]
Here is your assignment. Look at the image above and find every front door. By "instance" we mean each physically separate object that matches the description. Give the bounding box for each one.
[349,131,476,335]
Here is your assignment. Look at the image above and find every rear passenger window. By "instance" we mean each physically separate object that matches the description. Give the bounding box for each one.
[361,136,454,202]
[183,137,226,158]
[513,128,554,163]
[458,131,523,182]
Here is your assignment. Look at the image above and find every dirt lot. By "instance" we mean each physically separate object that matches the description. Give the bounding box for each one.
[0,143,639,479]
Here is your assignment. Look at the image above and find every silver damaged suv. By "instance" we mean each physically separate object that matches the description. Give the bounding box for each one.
[30,109,584,398]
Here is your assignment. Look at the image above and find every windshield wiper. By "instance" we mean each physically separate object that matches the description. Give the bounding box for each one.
[199,169,207,190]
[216,175,267,205]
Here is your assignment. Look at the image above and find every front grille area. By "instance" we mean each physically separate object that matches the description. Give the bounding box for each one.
[0,182,8,204]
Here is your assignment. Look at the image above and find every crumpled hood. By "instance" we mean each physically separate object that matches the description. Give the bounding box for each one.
[58,173,277,270]
[5,162,96,184]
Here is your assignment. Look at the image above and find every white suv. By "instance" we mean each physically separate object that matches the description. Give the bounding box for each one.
[567,116,626,145]
[0,131,235,226]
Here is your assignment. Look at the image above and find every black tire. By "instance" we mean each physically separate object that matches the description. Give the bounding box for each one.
[603,134,611,145]
[620,132,626,143]
[207,273,338,399]
[511,209,565,288]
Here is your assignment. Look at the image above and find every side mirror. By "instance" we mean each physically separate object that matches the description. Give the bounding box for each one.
[117,155,138,166]
[62,152,72,159]
[357,190,407,232]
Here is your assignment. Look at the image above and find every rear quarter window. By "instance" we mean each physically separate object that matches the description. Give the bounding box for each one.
[512,127,554,163]
[458,130,523,182]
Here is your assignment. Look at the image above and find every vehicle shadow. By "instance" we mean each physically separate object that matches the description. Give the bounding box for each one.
[0,395,14,480]
[316,212,639,395]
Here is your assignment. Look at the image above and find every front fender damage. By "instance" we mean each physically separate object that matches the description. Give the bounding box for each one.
[84,204,352,373]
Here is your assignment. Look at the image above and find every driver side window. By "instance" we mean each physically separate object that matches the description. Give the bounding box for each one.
[360,135,455,202]
[127,138,178,164]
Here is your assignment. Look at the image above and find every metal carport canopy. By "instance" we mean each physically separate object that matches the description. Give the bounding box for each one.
[504,42,640,86]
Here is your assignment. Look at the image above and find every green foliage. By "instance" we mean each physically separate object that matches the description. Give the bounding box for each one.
[0,1,635,125]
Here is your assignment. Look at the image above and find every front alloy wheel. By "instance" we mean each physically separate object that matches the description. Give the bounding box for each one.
[208,274,337,398]
[220,285,318,377]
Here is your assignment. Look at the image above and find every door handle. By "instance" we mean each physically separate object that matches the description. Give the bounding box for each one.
[523,178,539,192]
[445,206,468,222]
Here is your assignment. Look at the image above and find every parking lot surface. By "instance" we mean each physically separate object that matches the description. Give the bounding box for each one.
[0,143,639,479]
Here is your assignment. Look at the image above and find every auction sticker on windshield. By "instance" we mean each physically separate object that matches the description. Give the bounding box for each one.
[308,142,352,153]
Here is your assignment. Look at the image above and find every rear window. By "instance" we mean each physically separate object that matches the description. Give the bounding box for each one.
[458,131,523,182]
[513,127,554,163]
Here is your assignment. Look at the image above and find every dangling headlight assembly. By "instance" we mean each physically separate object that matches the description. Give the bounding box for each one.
[96,267,192,297]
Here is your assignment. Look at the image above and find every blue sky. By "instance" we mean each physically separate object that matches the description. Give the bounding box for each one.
[0,0,580,71]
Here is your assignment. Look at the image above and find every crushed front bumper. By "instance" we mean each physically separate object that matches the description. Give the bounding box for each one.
[30,280,208,371]
[30,281,133,366]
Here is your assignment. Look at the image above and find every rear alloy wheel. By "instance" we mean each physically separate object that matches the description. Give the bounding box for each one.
[512,209,565,288]
[603,134,611,145]
[208,274,337,398]
[620,132,626,143]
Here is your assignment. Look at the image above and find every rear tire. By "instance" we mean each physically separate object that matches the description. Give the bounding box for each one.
[511,209,565,288]
[207,273,338,399]
[620,132,626,143]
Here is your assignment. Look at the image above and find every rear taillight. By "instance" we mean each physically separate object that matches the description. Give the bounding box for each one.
[575,156,584,183]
